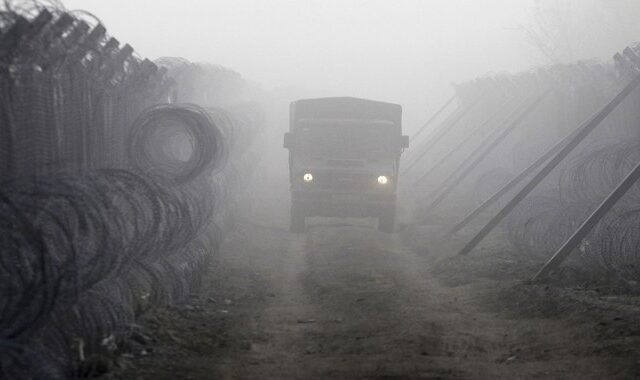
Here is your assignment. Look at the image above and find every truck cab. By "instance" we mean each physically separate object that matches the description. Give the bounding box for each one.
[284,97,408,233]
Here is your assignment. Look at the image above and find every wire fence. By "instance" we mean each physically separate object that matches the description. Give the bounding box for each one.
[0,3,264,379]
[406,43,640,284]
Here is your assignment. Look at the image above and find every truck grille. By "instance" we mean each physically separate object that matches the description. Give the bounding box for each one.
[313,172,374,191]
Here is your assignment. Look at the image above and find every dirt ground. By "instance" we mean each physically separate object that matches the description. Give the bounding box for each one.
[105,113,640,379]
[107,215,640,380]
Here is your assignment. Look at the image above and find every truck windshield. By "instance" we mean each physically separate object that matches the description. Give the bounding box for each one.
[297,120,396,159]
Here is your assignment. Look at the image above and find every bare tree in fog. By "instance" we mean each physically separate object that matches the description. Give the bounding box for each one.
[519,0,640,65]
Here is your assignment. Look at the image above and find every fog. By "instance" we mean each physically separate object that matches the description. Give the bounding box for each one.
[6,0,640,378]
[64,0,640,134]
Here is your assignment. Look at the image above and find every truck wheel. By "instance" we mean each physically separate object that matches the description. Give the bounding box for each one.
[378,208,396,233]
[290,203,306,233]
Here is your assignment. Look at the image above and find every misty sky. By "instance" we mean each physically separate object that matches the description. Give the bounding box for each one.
[62,0,640,133]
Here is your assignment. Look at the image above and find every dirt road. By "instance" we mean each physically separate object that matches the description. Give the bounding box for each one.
[114,217,640,379]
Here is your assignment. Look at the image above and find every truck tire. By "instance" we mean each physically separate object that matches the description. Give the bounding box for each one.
[290,203,306,233]
[378,207,396,233]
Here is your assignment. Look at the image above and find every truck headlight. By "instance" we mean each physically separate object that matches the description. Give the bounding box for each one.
[303,173,313,182]
[377,175,389,185]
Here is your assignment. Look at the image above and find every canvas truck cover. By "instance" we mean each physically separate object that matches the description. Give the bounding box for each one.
[289,97,402,131]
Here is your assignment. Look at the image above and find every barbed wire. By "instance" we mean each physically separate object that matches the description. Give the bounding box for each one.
[0,4,265,379]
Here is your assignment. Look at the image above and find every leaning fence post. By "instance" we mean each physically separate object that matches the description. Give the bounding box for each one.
[413,97,516,187]
[530,47,640,279]
[445,115,591,236]
[410,94,457,143]
[457,68,640,256]
[401,96,482,175]
[416,93,527,192]
[424,88,552,214]
[533,158,640,280]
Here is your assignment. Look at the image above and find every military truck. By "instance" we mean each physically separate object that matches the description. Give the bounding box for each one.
[284,97,408,233]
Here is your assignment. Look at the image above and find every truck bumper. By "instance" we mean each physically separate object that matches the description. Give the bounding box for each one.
[292,191,396,218]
